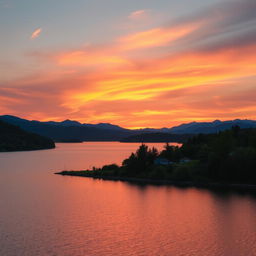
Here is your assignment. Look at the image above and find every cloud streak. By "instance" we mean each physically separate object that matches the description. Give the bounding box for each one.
[30,28,42,40]
[128,9,148,20]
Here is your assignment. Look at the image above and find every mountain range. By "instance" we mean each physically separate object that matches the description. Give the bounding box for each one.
[1,115,256,142]
[169,119,256,134]
[0,115,131,141]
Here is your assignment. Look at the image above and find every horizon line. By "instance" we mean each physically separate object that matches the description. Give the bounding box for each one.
[1,114,255,130]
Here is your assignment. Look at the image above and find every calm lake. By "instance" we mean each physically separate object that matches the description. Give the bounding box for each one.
[1,142,256,256]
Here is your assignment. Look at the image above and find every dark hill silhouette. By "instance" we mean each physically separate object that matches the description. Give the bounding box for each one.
[0,120,55,152]
[169,119,256,134]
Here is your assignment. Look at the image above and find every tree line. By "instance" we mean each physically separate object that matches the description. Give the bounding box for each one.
[59,126,256,184]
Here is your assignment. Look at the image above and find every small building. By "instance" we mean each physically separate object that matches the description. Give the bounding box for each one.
[179,158,191,164]
[154,157,174,166]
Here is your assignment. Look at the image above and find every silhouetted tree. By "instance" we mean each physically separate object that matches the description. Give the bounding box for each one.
[122,144,159,176]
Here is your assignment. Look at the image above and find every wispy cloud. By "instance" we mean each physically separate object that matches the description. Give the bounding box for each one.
[118,22,200,50]
[30,28,42,40]
[128,9,149,20]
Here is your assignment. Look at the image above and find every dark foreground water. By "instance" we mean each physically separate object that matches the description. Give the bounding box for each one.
[0,142,256,256]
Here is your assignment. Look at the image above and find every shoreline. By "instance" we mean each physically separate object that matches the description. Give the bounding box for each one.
[55,171,256,191]
[0,146,56,153]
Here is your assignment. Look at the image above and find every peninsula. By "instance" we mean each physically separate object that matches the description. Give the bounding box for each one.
[56,126,256,188]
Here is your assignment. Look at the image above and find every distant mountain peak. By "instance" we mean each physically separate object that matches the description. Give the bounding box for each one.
[60,119,82,126]
[1,115,24,120]
[92,122,125,131]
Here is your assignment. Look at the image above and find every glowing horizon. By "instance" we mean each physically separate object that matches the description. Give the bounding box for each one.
[1,0,256,128]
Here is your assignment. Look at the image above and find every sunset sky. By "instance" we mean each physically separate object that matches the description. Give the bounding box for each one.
[0,0,256,128]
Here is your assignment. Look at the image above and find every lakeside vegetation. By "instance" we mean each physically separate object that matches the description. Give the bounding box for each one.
[0,120,55,152]
[120,132,191,143]
[56,126,256,186]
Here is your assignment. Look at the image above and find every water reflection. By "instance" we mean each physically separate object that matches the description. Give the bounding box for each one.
[0,142,256,256]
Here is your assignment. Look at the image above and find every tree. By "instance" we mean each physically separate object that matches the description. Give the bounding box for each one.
[122,144,159,176]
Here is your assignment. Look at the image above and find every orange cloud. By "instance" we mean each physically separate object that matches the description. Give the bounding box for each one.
[56,50,128,67]
[54,40,256,128]
[30,28,42,40]
[118,22,201,50]
[53,21,201,68]
[6,40,256,128]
